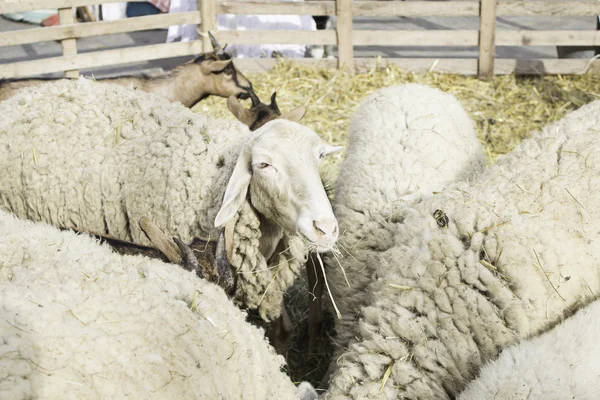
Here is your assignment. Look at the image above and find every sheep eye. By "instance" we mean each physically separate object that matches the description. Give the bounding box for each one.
[257,162,270,169]
[319,152,326,159]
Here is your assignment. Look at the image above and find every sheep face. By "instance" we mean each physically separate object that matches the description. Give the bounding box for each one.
[227,92,306,131]
[214,120,342,252]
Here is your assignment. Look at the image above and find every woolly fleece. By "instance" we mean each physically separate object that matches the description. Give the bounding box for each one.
[324,99,600,399]
[0,210,298,399]
[326,83,486,353]
[457,298,600,400]
[0,77,244,244]
[0,78,305,320]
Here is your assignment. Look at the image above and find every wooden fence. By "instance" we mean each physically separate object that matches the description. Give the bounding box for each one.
[1,0,599,79]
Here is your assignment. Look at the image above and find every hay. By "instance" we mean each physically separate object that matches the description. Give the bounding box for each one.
[193,59,600,172]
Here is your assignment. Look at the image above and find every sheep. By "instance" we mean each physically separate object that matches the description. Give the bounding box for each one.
[313,83,486,363]
[323,98,600,399]
[0,77,342,325]
[0,209,311,400]
[457,298,600,400]
[227,91,307,131]
[0,34,253,107]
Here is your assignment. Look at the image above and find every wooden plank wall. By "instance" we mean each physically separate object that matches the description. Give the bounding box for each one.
[0,0,599,78]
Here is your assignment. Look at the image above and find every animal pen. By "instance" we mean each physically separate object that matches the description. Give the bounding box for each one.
[0,0,600,78]
[1,0,600,391]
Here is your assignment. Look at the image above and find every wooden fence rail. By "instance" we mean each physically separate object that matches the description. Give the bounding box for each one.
[0,0,599,79]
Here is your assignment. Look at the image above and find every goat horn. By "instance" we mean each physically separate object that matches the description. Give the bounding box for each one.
[173,237,204,278]
[249,91,261,107]
[139,217,182,264]
[208,31,223,54]
[214,228,237,296]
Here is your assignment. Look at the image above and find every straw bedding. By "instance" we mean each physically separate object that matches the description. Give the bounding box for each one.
[194,60,600,173]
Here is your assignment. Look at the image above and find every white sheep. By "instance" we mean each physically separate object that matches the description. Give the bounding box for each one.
[315,83,486,360]
[0,209,310,400]
[323,99,600,399]
[0,77,341,323]
[457,298,600,400]
[0,34,253,107]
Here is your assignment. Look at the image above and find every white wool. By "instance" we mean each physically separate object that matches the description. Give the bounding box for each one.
[323,99,600,399]
[0,78,305,321]
[297,381,319,400]
[0,77,242,245]
[0,210,298,399]
[458,299,600,400]
[326,83,486,354]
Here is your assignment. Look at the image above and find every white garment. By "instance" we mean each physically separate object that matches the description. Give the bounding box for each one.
[166,0,198,42]
[101,2,127,21]
[166,0,315,58]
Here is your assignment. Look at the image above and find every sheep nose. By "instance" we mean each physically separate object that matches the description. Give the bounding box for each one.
[313,219,338,241]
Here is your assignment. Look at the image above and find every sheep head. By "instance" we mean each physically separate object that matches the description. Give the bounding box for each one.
[215,120,342,252]
[227,92,306,131]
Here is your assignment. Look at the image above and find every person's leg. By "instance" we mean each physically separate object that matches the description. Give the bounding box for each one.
[125,2,161,18]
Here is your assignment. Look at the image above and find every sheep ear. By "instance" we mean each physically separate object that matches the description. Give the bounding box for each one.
[215,146,252,228]
[279,106,306,122]
[322,144,343,156]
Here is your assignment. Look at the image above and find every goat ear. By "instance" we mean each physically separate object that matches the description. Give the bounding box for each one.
[215,145,252,228]
[200,59,232,74]
[227,96,248,121]
[269,92,281,113]
[279,106,306,122]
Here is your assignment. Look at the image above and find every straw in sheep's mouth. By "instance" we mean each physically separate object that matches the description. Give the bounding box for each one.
[298,231,337,252]
[306,242,343,320]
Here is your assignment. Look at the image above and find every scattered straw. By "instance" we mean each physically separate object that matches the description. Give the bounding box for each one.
[313,251,342,319]
[479,259,498,272]
[193,59,600,175]
[191,60,599,388]
[379,361,394,392]
[258,264,281,306]
[389,284,414,291]
[480,220,509,233]
[533,248,566,302]
[565,188,589,214]
[114,121,122,146]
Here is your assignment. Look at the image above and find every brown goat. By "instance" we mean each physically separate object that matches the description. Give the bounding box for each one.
[0,33,253,107]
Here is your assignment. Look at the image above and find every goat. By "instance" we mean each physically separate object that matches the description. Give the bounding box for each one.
[0,33,253,107]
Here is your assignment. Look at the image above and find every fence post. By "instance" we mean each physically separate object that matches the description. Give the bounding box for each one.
[58,7,79,78]
[336,0,354,73]
[478,0,497,79]
[198,0,217,52]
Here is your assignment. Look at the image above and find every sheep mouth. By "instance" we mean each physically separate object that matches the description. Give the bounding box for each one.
[298,232,337,253]
[237,91,251,100]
